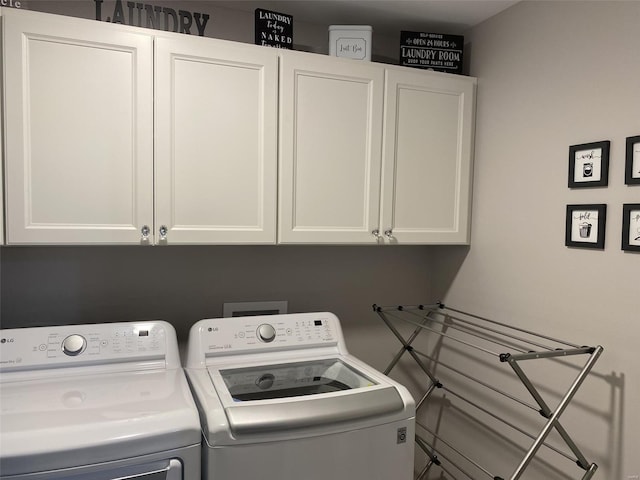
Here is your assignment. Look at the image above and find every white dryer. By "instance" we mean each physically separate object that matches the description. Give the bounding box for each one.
[185,312,415,480]
[0,321,200,480]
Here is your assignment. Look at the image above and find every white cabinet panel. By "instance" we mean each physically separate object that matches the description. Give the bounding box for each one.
[279,52,384,244]
[155,37,278,244]
[3,9,153,244]
[381,68,476,244]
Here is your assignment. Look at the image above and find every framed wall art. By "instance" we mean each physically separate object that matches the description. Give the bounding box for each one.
[625,135,640,185]
[622,203,640,252]
[568,141,610,188]
[565,204,607,249]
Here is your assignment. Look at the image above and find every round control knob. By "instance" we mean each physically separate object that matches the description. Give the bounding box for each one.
[256,373,275,390]
[256,324,276,343]
[62,335,86,356]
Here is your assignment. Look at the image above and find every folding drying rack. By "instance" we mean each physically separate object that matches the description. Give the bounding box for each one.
[373,303,603,480]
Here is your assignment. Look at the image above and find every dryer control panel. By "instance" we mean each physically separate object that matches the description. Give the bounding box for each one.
[0,322,169,372]
[197,312,340,358]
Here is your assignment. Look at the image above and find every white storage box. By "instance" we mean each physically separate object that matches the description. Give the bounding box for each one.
[329,25,372,61]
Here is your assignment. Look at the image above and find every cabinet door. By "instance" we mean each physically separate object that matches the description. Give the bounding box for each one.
[381,69,476,244]
[155,37,278,244]
[279,51,384,244]
[3,9,153,244]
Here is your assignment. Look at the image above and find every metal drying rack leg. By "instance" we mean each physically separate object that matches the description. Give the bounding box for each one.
[373,303,603,480]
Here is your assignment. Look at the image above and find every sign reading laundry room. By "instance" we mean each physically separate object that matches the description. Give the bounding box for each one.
[400,31,464,74]
[255,8,293,49]
[93,0,209,36]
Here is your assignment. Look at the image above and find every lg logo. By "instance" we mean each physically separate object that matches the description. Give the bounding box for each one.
[0,338,15,344]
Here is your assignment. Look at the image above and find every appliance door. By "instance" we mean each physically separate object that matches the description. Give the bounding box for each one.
[1,459,182,480]
[211,357,406,436]
[220,358,376,401]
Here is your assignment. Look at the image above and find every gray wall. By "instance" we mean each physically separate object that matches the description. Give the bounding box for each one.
[423,2,639,479]
[0,245,437,365]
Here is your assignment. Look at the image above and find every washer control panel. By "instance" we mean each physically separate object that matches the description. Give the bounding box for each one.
[0,322,167,371]
[201,313,339,357]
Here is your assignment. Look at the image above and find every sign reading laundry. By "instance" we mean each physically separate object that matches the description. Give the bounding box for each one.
[255,8,293,49]
[93,0,210,36]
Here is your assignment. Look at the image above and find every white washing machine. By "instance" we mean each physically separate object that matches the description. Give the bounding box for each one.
[185,312,415,480]
[0,321,201,480]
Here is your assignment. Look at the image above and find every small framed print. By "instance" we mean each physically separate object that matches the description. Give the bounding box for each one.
[568,141,610,188]
[565,204,607,249]
[625,135,640,185]
[622,204,640,252]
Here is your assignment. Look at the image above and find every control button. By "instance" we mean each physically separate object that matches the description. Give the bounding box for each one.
[62,335,86,356]
[256,324,276,343]
[256,373,275,390]
[38,344,47,351]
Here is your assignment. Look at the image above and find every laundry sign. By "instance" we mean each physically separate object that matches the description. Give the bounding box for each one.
[93,0,210,36]
[255,8,293,49]
[400,31,464,74]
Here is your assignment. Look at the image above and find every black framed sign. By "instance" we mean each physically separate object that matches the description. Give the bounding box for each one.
[565,204,607,249]
[625,135,640,185]
[399,31,463,74]
[255,8,293,49]
[568,141,610,188]
[622,204,640,252]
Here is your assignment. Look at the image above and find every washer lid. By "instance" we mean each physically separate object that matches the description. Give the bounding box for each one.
[0,369,201,476]
[210,357,406,436]
[220,357,376,401]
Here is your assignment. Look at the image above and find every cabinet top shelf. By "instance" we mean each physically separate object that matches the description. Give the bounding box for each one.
[0,6,476,82]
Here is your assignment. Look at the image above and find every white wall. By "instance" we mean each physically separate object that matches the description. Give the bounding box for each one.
[423,2,639,479]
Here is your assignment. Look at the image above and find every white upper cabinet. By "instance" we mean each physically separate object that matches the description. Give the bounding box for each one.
[278,50,384,244]
[380,68,476,244]
[155,36,278,244]
[278,54,476,245]
[3,9,153,244]
[1,8,476,246]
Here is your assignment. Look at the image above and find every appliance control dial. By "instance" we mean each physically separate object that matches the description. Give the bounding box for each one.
[256,373,275,389]
[256,324,276,343]
[62,334,87,356]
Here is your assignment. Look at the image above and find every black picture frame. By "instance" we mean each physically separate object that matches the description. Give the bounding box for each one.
[568,141,610,188]
[565,204,607,249]
[625,135,640,185]
[622,203,640,252]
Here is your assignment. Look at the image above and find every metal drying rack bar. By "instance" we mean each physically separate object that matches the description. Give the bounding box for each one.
[373,303,603,480]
